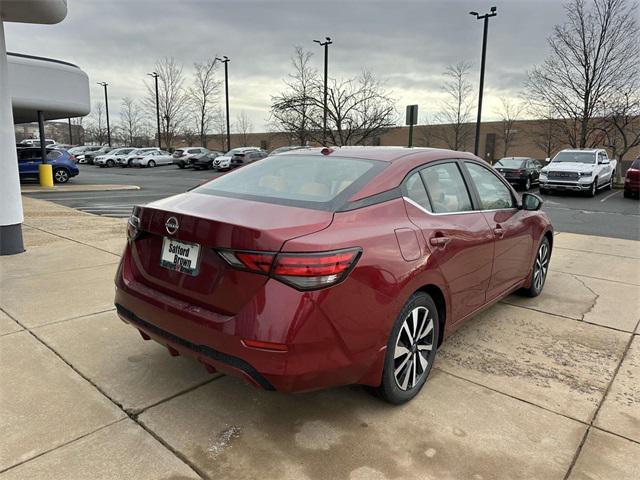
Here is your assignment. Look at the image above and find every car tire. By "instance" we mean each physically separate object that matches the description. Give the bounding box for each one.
[106,159,115,168]
[177,162,185,169]
[539,187,548,195]
[520,236,551,298]
[523,177,531,191]
[127,159,133,167]
[148,160,156,168]
[53,168,69,184]
[608,173,615,190]
[372,291,439,405]
[587,178,598,197]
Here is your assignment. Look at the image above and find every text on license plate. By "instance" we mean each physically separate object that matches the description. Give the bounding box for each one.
[160,237,201,275]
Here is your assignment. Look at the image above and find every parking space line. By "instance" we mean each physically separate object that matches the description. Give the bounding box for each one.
[600,191,620,202]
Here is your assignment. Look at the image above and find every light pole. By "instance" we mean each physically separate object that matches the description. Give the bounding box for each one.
[97,82,111,146]
[215,56,231,151]
[67,118,73,144]
[469,7,497,157]
[147,72,161,148]
[313,37,332,145]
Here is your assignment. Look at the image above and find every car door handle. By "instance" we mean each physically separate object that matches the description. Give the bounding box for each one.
[493,225,505,239]
[429,236,450,247]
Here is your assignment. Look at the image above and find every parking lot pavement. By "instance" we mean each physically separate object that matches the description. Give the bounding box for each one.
[1,196,639,479]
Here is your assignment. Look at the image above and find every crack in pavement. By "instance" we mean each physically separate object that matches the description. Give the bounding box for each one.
[572,275,601,321]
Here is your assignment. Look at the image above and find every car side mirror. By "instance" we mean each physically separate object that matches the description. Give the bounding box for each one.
[521,192,543,211]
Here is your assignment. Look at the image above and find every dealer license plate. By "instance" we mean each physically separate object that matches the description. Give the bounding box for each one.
[160,237,201,276]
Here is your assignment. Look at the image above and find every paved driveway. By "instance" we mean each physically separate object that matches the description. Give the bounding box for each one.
[1,197,638,479]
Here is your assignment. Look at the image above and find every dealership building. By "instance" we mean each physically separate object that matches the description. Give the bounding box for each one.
[0,0,90,255]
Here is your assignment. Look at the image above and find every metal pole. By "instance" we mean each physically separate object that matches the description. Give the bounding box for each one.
[37,110,46,165]
[98,82,111,146]
[474,17,489,156]
[470,7,496,157]
[323,42,328,145]
[154,75,161,148]
[68,118,73,144]
[224,59,230,151]
[408,124,414,148]
[314,37,332,145]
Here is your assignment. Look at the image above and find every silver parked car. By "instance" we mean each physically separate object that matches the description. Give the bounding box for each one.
[118,148,161,167]
[130,150,173,167]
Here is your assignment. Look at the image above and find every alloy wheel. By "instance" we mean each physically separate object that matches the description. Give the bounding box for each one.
[525,178,531,191]
[393,306,434,391]
[54,169,68,183]
[533,242,549,291]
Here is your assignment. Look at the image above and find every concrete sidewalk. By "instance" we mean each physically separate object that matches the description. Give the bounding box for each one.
[1,196,638,479]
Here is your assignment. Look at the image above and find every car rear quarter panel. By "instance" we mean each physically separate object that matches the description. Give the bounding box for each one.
[280,198,451,378]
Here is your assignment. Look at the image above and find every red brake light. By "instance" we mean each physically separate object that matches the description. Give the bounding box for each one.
[272,251,357,276]
[235,252,275,273]
[217,248,361,290]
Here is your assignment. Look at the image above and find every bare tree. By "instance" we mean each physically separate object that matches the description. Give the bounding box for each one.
[525,0,640,148]
[118,97,143,146]
[145,57,187,149]
[271,47,396,146]
[496,98,525,158]
[188,58,220,148]
[597,82,640,181]
[270,47,319,146]
[322,71,397,146]
[211,108,227,150]
[234,111,253,147]
[434,62,474,151]
[85,102,106,145]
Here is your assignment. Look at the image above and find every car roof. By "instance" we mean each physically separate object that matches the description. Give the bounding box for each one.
[278,146,480,201]
[560,149,601,153]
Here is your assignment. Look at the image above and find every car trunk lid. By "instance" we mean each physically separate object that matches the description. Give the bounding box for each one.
[130,192,333,315]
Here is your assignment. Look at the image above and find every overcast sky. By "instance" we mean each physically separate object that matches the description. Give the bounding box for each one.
[5,0,568,131]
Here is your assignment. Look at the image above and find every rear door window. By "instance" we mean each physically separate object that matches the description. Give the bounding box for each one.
[195,154,386,211]
[420,163,473,213]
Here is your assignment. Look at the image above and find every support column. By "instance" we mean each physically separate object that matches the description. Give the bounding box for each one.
[0,21,25,255]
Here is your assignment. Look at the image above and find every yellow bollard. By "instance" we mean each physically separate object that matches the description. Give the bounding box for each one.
[38,163,54,187]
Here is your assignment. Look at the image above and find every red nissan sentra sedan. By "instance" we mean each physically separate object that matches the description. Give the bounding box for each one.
[115,147,553,404]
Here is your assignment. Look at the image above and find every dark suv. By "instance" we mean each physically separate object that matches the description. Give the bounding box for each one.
[17,147,79,183]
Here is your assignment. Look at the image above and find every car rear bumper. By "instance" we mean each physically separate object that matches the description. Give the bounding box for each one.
[624,179,640,193]
[114,247,383,392]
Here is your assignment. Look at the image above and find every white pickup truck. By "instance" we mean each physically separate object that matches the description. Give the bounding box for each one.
[539,148,617,197]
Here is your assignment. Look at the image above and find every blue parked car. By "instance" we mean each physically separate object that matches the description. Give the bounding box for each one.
[17,147,79,183]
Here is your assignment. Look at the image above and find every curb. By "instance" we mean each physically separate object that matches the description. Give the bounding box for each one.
[21,184,141,193]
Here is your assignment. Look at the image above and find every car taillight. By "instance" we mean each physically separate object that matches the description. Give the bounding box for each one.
[217,248,361,290]
[127,207,141,242]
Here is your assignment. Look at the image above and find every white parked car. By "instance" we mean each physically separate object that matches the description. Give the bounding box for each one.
[95,147,137,168]
[117,147,161,167]
[211,147,264,170]
[130,150,173,167]
[19,138,55,147]
[539,149,617,197]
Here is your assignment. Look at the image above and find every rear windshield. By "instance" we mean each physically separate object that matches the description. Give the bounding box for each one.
[552,152,596,164]
[631,158,640,169]
[194,154,386,210]
[495,158,524,168]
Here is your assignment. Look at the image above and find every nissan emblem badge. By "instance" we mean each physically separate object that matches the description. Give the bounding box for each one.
[165,216,179,235]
